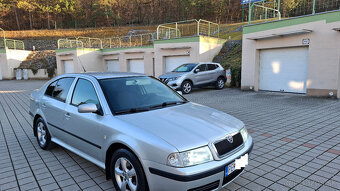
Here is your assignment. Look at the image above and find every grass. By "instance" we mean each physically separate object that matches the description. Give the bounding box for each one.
[5,25,158,40]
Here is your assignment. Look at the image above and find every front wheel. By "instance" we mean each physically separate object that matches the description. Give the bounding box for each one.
[215,77,225,90]
[110,149,147,191]
[35,117,55,150]
[181,81,193,94]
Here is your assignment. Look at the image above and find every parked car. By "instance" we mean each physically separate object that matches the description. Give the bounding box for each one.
[29,72,253,191]
[159,62,226,94]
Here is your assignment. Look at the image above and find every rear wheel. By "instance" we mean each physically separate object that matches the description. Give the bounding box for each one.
[110,149,147,191]
[181,81,192,94]
[35,117,55,150]
[215,77,225,90]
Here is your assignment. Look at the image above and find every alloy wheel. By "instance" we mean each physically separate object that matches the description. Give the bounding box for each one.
[36,122,47,146]
[183,82,192,93]
[114,157,138,191]
[218,79,225,89]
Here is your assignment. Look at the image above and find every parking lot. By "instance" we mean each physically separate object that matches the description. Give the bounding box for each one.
[0,80,339,191]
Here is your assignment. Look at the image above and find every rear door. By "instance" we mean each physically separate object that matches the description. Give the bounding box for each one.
[63,78,104,161]
[206,64,219,83]
[41,77,75,137]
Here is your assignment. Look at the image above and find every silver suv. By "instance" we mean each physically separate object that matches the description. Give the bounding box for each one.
[159,62,226,94]
[29,73,253,191]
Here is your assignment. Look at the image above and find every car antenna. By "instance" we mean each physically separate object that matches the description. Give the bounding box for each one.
[77,57,87,73]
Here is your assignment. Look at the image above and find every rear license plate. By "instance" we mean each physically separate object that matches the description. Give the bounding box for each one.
[225,161,236,177]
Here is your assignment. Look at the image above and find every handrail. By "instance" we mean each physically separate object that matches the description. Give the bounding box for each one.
[4,39,25,50]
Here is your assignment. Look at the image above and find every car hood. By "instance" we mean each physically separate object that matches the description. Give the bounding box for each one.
[159,72,187,79]
[116,102,244,152]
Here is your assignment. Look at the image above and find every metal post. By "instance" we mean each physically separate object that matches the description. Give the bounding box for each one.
[248,3,252,24]
[277,0,281,20]
[175,23,178,38]
[14,40,16,50]
[140,35,143,46]
[265,8,268,20]
[197,20,200,36]
[313,0,316,14]
[242,5,244,23]
[0,28,6,49]
[208,22,211,37]
[129,36,132,47]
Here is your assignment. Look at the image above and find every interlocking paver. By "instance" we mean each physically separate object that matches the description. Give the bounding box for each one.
[1,81,340,191]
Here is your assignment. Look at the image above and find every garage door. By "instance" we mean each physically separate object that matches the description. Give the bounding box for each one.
[129,59,144,73]
[107,60,120,72]
[259,47,308,93]
[165,56,190,73]
[64,60,74,74]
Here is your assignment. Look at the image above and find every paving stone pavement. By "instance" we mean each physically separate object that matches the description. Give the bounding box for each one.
[0,80,339,191]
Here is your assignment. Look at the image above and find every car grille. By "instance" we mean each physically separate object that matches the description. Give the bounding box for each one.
[214,132,243,158]
[159,78,168,84]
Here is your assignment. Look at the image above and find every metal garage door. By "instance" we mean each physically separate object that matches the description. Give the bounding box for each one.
[129,59,144,73]
[107,60,120,72]
[64,60,74,74]
[165,56,190,73]
[259,47,308,93]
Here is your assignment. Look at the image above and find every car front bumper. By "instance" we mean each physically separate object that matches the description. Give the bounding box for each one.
[143,136,253,191]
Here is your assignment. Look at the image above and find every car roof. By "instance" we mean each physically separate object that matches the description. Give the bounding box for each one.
[59,72,147,80]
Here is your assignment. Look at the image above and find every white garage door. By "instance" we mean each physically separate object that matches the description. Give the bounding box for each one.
[107,60,120,72]
[129,59,144,73]
[64,60,74,74]
[0,63,2,80]
[165,56,190,73]
[259,47,308,93]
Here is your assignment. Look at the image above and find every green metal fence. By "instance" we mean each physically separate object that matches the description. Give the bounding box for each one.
[156,19,220,40]
[57,39,84,49]
[0,27,25,50]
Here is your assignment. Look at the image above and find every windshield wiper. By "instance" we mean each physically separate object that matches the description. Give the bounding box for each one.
[150,101,188,109]
[114,107,150,115]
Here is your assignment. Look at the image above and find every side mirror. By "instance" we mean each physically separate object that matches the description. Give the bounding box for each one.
[78,103,98,113]
[194,68,200,73]
[177,91,183,95]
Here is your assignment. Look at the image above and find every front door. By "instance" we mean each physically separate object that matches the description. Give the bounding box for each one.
[63,78,104,161]
[194,64,209,85]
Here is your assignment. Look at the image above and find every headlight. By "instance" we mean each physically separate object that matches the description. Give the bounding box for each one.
[240,127,248,142]
[168,77,178,81]
[167,146,213,167]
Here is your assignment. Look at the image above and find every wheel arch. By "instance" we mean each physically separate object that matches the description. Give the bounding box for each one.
[182,79,194,86]
[218,75,226,81]
[105,142,150,190]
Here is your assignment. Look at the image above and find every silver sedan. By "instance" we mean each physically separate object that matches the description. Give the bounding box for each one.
[29,72,253,191]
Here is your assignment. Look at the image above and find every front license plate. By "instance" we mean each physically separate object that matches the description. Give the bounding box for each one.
[225,161,236,177]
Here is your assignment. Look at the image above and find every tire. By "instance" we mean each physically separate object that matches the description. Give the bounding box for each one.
[215,77,225,90]
[110,149,147,191]
[35,117,55,150]
[181,80,193,94]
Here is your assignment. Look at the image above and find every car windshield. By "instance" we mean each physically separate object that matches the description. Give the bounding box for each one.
[99,76,188,115]
[172,64,197,72]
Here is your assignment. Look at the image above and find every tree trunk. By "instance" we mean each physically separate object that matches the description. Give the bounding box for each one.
[29,11,32,30]
[47,12,50,29]
[14,8,20,30]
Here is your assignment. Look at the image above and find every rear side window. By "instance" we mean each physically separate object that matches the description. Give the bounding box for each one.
[45,81,57,96]
[71,79,100,108]
[52,78,75,102]
[196,64,207,72]
[207,64,218,70]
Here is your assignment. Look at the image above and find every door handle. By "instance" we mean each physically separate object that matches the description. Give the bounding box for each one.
[65,112,71,119]
[41,103,47,108]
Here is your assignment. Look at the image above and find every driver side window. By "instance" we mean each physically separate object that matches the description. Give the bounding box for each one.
[71,79,100,108]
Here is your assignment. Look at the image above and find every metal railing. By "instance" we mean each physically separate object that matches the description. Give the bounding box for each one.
[0,28,25,50]
[58,33,154,49]
[156,19,220,40]
[4,39,25,50]
[57,39,84,49]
